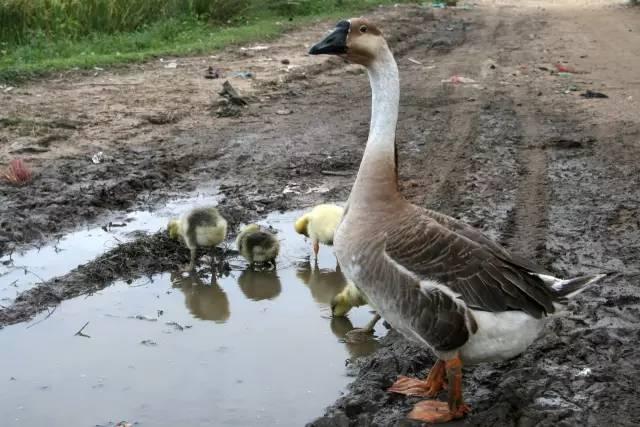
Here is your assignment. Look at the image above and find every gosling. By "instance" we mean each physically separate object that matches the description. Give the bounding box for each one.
[294,204,344,260]
[168,207,228,272]
[236,224,280,269]
[332,281,382,338]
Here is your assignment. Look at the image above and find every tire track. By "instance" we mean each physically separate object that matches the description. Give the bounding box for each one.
[502,112,549,264]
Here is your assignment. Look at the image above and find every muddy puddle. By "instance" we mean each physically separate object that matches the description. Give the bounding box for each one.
[0,188,219,305]
[0,208,386,427]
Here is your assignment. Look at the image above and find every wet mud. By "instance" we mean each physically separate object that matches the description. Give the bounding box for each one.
[1,2,640,426]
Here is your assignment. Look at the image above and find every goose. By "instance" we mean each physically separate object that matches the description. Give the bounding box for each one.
[309,19,608,423]
[235,223,280,269]
[168,207,228,272]
[294,204,344,260]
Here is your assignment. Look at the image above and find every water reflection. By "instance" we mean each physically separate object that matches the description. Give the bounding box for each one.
[330,316,379,358]
[170,272,230,323]
[237,269,282,301]
[296,261,380,357]
[296,261,348,305]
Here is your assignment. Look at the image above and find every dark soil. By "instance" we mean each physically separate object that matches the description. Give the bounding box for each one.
[1,1,640,426]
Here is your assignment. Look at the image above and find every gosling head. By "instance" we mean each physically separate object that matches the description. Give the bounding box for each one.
[167,219,180,240]
[294,214,310,238]
[309,18,385,66]
[330,293,352,317]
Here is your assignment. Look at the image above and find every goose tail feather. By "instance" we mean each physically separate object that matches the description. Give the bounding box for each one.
[548,273,611,299]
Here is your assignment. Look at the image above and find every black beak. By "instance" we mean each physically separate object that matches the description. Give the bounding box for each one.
[309,20,350,55]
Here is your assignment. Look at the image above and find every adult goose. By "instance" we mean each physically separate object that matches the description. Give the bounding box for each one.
[309,19,608,423]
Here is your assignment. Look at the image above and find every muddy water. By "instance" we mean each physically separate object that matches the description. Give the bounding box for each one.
[0,188,219,304]
[0,209,385,427]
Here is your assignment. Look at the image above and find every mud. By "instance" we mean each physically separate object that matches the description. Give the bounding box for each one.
[1,1,640,426]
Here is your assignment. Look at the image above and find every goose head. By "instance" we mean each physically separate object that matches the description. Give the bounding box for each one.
[309,18,385,66]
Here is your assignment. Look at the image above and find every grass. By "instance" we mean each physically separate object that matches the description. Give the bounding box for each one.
[0,0,414,83]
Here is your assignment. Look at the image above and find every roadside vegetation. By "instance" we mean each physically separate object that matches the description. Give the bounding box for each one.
[0,0,412,82]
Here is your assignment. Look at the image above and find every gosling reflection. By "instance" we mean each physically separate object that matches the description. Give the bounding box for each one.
[330,316,379,358]
[170,271,230,323]
[237,269,282,301]
[296,260,348,305]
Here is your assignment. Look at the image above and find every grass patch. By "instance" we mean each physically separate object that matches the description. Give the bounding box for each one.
[0,0,415,83]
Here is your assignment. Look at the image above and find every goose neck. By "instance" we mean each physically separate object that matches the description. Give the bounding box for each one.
[350,47,401,207]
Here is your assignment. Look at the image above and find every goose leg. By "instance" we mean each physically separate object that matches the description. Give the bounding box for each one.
[184,247,197,273]
[313,240,320,260]
[407,356,470,423]
[388,359,446,397]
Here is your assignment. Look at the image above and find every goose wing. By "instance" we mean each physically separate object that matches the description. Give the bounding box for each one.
[423,209,549,274]
[384,207,556,318]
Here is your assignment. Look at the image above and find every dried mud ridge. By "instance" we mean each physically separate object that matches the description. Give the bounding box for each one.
[1,3,640,426]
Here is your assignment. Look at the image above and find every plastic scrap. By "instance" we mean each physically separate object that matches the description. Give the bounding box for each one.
[555,64,574,73]
[91,152,104,164]
[408,57,423,65]
[431,0,458,7]
[240,45,269,51]
[232,71,254,79]
[164,62,177,69]
[581,90,608,99]
[442,76,477,84]
[555,63,587,74]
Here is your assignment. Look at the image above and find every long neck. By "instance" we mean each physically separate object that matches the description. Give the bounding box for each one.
[350,46,401,208]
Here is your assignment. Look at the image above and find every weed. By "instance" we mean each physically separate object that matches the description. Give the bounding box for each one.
[3,159,33,185]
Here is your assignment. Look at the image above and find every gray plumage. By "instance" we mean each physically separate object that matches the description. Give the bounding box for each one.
[236,224,279,267]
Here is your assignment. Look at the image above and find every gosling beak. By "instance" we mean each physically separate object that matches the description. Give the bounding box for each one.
[309,20,350,55]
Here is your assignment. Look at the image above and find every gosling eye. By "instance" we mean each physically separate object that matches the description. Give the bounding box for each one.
[359,25,367,33]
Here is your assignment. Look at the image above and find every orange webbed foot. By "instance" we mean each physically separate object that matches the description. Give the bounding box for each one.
[408,400,470,424]
[387,360,447,397]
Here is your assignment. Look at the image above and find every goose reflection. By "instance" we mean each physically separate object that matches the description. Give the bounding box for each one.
[170,271,230,323]
[237,269,282,301]
[330,316,379,358]
[296,260,348,305]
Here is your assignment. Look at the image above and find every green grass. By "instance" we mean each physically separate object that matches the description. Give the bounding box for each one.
[0,0,414,83]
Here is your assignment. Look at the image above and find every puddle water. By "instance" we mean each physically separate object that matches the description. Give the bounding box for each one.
[0,209,386,427]
[0,188,219,304]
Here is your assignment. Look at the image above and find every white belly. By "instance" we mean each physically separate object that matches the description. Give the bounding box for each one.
[458,310,546,365]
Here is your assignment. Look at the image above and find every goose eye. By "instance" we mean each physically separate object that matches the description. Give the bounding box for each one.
[359,25,367,33]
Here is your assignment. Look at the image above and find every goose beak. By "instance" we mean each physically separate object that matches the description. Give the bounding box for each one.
[309,20,350,55]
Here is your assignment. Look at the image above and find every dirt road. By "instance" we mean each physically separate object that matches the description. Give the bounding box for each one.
[1,0,639,425]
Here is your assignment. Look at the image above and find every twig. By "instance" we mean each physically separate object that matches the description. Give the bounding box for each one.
[21,267,47,285]
[26,305,58,329]
[74,321,91,338]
